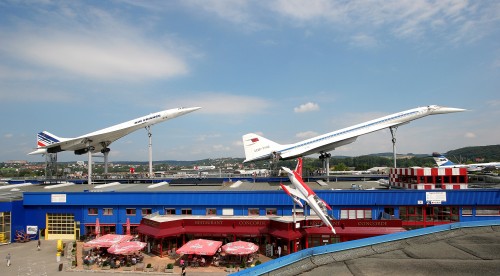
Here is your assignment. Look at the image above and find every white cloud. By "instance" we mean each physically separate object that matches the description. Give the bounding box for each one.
[349,34,379,49]
[294,102,319,113]
[465,132,476,139]
[4,133,13,139]
[296,131,318,139]
[167,93,273,115]
[267,1,495,45]
[0,4,189,82]
[1,30,187,81]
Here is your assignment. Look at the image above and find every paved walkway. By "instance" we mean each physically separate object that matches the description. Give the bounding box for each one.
[0,239,272,276]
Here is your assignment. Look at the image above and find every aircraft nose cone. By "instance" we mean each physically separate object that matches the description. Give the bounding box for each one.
[182,107,202,113]
[430,106,466,114]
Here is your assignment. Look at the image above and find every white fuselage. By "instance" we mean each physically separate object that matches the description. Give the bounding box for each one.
[243,105,465,163]
[284,167,335,234]
[29,107,201,155]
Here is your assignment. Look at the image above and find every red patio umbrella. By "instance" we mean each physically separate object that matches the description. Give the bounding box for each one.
[107,241,146,255]
[222,241,259,255]
[95,218,101,237]
[125,218,131,236]
[176,239,222,256]
[83,234,133,248]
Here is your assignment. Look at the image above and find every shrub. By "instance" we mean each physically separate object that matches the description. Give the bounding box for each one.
[255,260,262,266]
[146,263,152,268]
[167,263,174,269]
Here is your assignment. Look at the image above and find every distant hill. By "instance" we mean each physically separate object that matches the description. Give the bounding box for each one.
[445,145,500,163]
[24,146,499,167]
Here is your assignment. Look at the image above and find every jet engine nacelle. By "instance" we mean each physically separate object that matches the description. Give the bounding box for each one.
[74,148,89,155]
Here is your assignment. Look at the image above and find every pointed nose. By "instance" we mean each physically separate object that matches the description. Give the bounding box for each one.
[180,106,202,114]
[429,105,466,114]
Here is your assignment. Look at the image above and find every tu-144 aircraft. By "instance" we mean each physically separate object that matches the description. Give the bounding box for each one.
[29,107,201,183]
[243,105,465,163]
[281,158,336,234]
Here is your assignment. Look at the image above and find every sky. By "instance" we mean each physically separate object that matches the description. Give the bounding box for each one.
[0,0,499,163]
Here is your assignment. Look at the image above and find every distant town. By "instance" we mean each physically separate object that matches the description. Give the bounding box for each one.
[2,145,499,179]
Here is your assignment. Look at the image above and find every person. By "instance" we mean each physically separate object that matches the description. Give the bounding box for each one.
[277,245,281,258]
[181,264,186,276]
[200,256,205,266]
[6,253,11,267]
[37,239,41,250]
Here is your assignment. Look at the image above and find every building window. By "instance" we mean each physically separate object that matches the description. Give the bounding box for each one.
[266,208,277,216]
[340,209,372,219]
[381,207,395,219]
[141,208,152,216]
[476,207,500,216]
[0,212,12,243]
[165,208,176,215]
[88,208,98,215]
[425,206,459,221]
[462,207,472,216]
[181,209,192,215]
[206,208,217,216]
[222,208,234,216]
[103,208,113,216]
[399,206,423,221]
[248,208,260,216]
[47,213,75,235]
[126,208,136,216]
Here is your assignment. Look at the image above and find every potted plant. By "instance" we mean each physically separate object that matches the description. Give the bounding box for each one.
[101,260,111,270]
[123,262,133,271]
[165,263,174,273]
[144,263,153,272]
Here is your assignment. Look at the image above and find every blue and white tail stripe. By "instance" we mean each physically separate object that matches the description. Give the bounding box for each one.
[432,152,456,166]
[37,131,60,147]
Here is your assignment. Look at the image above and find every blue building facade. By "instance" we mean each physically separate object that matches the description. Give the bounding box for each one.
[0,188,498,244]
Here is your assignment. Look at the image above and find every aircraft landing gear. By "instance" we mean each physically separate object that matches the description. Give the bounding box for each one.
[390,126,398,168]
[319,153,331,182]
[101,147,111,175]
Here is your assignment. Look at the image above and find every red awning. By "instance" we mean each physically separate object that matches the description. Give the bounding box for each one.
[222,241,259,255]
[304,227,406,236]
[137,224,184,238]
[176,239,222,256]
[83,234,133,248]
[107,241,146,255]
[268,229,302,240]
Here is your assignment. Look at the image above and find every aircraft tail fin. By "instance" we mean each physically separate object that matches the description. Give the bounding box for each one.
[294,157,303,177]
[432,152,455,167]
[36,131,63,148]
[242,133,282,162]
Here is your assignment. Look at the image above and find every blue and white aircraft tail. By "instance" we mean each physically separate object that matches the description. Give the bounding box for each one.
[432,152,499,172]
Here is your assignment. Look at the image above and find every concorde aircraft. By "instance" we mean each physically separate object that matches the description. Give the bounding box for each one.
[242,105,465,163]
[29,107,201,183]
[281,158,336,234]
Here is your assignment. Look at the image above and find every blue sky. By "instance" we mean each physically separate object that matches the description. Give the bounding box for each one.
[0,0,499,162]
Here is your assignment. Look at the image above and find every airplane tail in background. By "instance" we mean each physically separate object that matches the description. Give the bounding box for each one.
[294,157,303,177]
[36,131,63,148]
[242,133,282,162]
[432,152,456,167]
[29,131,66,155]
